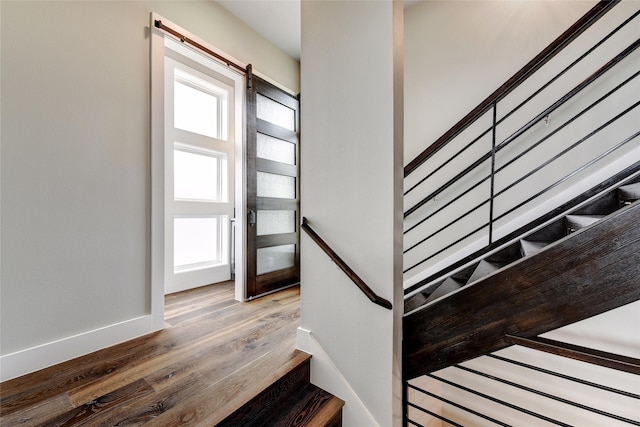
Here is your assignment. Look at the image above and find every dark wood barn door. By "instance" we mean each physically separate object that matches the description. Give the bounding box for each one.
[246,74,300,298]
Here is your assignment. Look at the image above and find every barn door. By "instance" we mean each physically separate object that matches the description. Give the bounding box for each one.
[245,72,300,298]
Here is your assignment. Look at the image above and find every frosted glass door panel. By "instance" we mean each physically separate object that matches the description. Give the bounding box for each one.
[257,94,295,131]
[257,244,295,275]
[174,146,221,201]
[257,133,295,165]
[174,217,218,271]
[257,171,295,199]
[257,210,295,236]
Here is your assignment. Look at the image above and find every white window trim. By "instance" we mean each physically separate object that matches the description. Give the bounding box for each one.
[150,13,246,331]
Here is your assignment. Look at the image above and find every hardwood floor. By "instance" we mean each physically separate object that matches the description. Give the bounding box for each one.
[0,281,302,426]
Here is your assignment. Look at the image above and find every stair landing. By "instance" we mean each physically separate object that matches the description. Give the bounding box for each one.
[0,282,314,426]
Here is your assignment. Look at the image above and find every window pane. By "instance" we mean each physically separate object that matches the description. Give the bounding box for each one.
[174,80,221,139]
[257,210,295,236]
[257,244,295,275]
[257,93,295,131]
[174,217,218,270]
[257,133,295,165]
[257,172,295,199]
[174,146,221,201]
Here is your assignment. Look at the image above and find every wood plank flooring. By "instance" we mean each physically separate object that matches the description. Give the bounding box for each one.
[0,281,302,426]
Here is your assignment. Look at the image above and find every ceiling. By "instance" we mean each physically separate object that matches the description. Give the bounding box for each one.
[216,0,423,62]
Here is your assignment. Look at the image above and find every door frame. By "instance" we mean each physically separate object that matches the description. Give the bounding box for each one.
[150,13,246,330]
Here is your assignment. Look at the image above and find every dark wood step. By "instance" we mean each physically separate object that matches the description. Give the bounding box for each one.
[218,352,344,426]
[261,383,344,427]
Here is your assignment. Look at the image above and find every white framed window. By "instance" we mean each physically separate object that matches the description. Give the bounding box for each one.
[163,53,236,295]
[173,143,228,203]
[173,68,229,140]
[173,215,228,272]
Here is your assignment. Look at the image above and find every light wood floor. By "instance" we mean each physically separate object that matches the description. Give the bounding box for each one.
[0,281,302,426]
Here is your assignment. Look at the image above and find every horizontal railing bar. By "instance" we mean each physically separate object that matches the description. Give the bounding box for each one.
[404,173,491,236]
[408,383,509,426]
[404,197,489,253]
[404,43,638,268]
[494,97,640,203]
[404,126,492,197]
[496,37,640,153]
[403,224,487,274]
[407,402,463,427]
[404,121,638,274]
[427,373,571,426]
[506,335,640,375]
[487,354,640,400]
[404,0,620,177]
[405,152,492,218]
[404,39,638,220]
[495,8,640,131]
[495,69,640,179]
[494,126,640,225]
[404,10,640,205]
[300,218,392,310]
[455,364,640,425]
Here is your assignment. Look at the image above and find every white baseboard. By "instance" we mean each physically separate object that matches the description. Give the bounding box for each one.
[296,327,380,427]
[0,315,154,382]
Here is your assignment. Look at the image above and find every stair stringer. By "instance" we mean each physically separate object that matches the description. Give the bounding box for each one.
[297,327,382,427]
[404,200,640,380]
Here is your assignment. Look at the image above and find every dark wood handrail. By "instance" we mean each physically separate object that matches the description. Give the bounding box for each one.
[301,218,392,310]
[506,335,640,375]
[404,0,620,178]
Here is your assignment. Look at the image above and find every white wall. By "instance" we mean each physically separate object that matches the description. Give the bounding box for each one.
[0,0,299,381]
[299,1,404,425]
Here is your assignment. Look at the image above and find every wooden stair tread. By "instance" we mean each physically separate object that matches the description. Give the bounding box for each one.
[262,383,344,427]
[219,351,343,427]
[206,346,311,425]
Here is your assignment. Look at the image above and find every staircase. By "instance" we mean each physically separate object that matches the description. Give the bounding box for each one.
[402,2,640,424]
[405,173,640,313]
[404,167,640,375]
[220,351,344,426]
